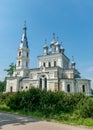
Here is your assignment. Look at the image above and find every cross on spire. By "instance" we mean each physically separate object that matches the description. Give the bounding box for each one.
[23,21,27,31]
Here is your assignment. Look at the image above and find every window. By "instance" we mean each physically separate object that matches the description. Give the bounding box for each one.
[21,86,23,89]
[10,86,13,93]
[26,86,28,89]
[67,84,70,93]
[82,85,85,92]
[54,61,56,67]
[44,78,47,90]
[27,52,29,57]
[43,62,46,67]
[48,62,51,67]
[39,76,47,90]
[19,51,21,56]
[18,61,20,67]
[39,78,42,89]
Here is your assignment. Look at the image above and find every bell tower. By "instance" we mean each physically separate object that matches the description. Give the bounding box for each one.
[13,22,30,77]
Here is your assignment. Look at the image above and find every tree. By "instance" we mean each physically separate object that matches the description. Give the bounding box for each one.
[0,79,6,92]
[4,63,16,76]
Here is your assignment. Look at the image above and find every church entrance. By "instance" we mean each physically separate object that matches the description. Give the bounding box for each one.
[39,75,47,90]
[10,86,13,93]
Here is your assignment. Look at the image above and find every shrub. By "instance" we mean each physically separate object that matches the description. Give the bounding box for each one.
[6,88,90,118]
[0,93,11,104]
[39,90,58,115]
[77,97,93,118]
[6,88,42,111]
[6,92,23,110]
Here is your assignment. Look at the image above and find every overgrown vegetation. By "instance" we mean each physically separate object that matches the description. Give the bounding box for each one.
[0,88,93,127]
[0,79,6,92]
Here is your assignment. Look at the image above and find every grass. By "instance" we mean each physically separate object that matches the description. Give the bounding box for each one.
[0,103,93,128]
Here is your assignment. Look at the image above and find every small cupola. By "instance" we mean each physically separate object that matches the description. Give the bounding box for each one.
[60,43,65,53]
[55,37,60,53]
[71,56,76,69]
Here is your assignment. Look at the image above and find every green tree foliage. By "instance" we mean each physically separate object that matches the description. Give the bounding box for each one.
[6,88,92,118]
[77,97,93,118]
[4,63,15,76]
[0,93,10,104]
[0,79,6,92]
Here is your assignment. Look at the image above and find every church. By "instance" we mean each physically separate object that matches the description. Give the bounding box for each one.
[6,23,91,95]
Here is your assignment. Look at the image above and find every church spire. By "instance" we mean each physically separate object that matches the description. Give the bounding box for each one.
[20,21,28,48]
[15,22,30,74]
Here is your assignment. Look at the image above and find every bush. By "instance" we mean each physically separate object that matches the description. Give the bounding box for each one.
[6,92,23,110]
[6,88,42,111]
[77,97,93,118]
[6,88,90,118]
[0,93,11,104]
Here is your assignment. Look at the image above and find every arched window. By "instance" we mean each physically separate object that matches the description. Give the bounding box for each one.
[82,85,85,92]
[27,52,29,57]
[54,61,56,67]
[39,75,47,90]
[44,78,47,90]
[10,86,13,93]
[19,51,21,56]
[48,62,51,67]
[18,61,20,67]
[43,62,46,67]
[39,78,42,89]
[67,84,70,93]
[21,86,23,89]
[26,86,28,89]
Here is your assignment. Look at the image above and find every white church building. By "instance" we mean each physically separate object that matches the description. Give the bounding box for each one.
[6,23,91,95]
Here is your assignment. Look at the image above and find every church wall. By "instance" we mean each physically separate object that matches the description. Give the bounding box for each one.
[20,80,39,91]
[49,82,58,91]
[76,79,91,96]
[62,70,74,79]
[38,53,69,68]
[6,78,19,92]
[13,69,29,77]
[60,79,75,93]
[54,71,58,78]
[62,56,69,69]
[20,81,29,91]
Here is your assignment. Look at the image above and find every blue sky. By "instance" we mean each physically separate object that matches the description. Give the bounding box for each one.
[0,0,93,87]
